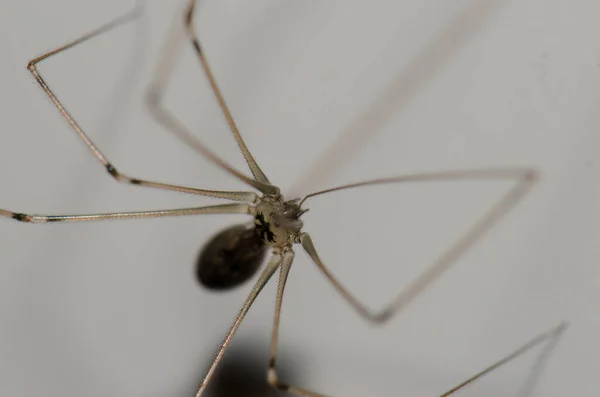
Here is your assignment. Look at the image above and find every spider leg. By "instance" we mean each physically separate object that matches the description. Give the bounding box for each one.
[25,5,256,202]
[440,322,567,396]
[0,202,250,224]
[194,251,284,397]
[265,250,329,396]
[145,0,276,195]
[300,167,537,323]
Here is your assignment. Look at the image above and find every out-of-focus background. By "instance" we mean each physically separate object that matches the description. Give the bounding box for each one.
[0,0,598,396]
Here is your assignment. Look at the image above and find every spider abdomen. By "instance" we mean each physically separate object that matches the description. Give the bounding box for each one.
[196,223,267,290]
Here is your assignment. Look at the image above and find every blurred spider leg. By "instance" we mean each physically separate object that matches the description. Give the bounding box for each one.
[0,202,250,224]
[300,167,537,323]
[26,6,255,201]
[440,322,568,397]
[145,1,277,195]
[146,91,274,194]
[195,252,284,397]
[265,250,327,397]
[288,1,506,198]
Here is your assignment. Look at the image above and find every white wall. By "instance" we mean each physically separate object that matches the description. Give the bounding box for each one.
[0,0,597,396]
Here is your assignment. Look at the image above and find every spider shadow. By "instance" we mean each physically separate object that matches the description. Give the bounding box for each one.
[172,337,305,397]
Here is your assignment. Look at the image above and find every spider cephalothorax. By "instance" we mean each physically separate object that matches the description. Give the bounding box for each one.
[253,196,307,247]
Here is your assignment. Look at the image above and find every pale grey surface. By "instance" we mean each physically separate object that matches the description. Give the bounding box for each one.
[0,0,598,396]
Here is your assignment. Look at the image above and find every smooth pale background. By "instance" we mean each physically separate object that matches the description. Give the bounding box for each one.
[0,0,598,396]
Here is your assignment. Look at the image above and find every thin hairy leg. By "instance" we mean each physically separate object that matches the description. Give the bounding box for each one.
[266,250,329,396]
[0,202,250,224]
[300,168,537,323]
[194,252,285,397]
[440,323,567,396]
[26,5,254,201]
[145,1,276,194]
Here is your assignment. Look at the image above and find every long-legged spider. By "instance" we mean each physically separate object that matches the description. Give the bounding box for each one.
[0,1,566,396]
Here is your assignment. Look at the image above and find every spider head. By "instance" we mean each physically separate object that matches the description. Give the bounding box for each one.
[274,199,308,232]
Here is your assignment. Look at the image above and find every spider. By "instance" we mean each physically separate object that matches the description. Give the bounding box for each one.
[0,1,563,396]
